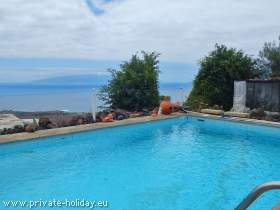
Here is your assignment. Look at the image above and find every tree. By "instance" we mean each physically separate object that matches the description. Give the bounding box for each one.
[99,52,160,111]
[259,36,280,77]
[186,44,260,111]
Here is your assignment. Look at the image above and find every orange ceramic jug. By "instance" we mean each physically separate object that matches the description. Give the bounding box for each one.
[160,101,172,115]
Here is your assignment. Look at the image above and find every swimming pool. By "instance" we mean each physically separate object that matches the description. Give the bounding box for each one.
[0,116,280,209]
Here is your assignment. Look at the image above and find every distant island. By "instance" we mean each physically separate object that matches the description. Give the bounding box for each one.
[0,74,192,89]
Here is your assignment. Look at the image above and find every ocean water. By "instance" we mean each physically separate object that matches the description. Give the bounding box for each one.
[0,86,190,112]
[0,116,280,209]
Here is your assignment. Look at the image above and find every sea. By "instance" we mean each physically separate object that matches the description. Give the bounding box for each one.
[0,85,191,112]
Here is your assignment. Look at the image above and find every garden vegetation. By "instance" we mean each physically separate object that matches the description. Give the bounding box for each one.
[99,51,160,111]
[187,35,280,111]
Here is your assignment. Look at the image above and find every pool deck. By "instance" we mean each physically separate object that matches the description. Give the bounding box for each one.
[1,111,280,144]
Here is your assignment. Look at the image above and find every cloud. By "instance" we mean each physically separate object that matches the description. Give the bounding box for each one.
[0,0,279,62]
[84,0,105,15]
[0,0,279,82]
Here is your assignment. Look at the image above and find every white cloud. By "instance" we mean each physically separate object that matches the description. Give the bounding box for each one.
[0,0,279,64]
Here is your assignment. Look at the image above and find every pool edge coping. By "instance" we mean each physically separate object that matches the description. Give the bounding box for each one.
[0,113,186,144]
[2,111,280,144]
[187,111,280,128]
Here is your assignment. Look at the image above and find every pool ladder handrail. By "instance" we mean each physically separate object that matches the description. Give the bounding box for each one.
[235,181,280,210]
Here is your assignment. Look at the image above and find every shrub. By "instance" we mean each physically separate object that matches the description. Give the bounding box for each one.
[99,52,160,111]
[186,44,260,111]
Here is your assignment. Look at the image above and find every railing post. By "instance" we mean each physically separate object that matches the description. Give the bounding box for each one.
[235,181,280,210]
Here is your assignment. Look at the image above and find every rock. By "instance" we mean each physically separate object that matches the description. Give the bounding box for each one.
[14,125,24,133]
[96,110,117,122]
[264,111,280,122]
[48,115,72,127]
[115,109,129,120]
[77,118,84,125]
[25,124,36,132]
[1,128,7,135]
[95,115,103,123]
[172,102,181,112]
[96,112,108,122]
[69,115,91,126]
[249,108,266,120]
[140,109,150,116]
[130,112,142,118]
[7,128,14,134]
[39,117,53,129]
[116,114,125,120]
[84,113,94,123]
[0,125,25,135]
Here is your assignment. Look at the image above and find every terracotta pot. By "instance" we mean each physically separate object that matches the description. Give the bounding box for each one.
[160,101,172,115]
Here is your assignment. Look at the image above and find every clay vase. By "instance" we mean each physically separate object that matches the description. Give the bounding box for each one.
[160,101,172,115]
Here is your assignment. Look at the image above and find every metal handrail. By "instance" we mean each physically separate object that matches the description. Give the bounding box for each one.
[235,181,280,210]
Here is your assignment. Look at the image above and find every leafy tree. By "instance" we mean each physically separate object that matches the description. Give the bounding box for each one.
[99,52,160,111]
[186,44,260,111]
[259,36,280,77]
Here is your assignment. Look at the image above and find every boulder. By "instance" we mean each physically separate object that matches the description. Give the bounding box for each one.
[69,114,93,126]
[115,109,129,120]
[83,113,94,124]
[264,111,280,122]
[0,128,7,135]
[47,115,72,127]
[96,112,108,122]
[130,112,142,118]
[39,117,54,129]
[69,116,83,126]
[14,125,24,133]
[25,124,36,132]
[7,128,15,134]
[249,108,266,120]
[116,114,125,120]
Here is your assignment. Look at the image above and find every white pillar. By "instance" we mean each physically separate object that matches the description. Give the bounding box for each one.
[232,81,247,112]
[92,88,97,122]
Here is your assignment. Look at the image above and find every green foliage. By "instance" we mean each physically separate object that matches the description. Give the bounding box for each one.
[99,52,160,111]
[259,36,280,77]
[186,44,260,111]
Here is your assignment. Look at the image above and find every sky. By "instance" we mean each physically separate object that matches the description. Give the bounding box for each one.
[0,0,279,83]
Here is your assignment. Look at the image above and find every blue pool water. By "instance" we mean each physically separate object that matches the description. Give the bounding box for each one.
[0,116,280,209]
